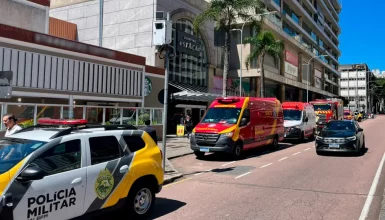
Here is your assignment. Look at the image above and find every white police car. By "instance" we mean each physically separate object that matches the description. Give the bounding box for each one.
[0,119,164,220]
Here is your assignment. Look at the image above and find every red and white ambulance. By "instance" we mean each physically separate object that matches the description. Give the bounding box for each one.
[282,102,316,142]
[190,97,284,159]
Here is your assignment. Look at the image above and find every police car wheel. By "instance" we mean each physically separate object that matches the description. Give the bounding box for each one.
[126,183,155,218]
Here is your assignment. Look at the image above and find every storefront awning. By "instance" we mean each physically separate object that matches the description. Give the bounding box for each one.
[169,82,221,102]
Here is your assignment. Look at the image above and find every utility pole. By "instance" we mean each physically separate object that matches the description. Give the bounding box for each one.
[99,0,103,47]
[347,70,350,110]
[356,66,358,112]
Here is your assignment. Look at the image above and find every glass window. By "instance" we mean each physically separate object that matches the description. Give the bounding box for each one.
[123,136,146,153]
[0,138,47,174]
[324,121,355,131]
[283,110,302,121]
[32,140,81,176]
[312,104,331,110]
[170,19,208,87]
[201,108,242,124]
[89,136,122,165]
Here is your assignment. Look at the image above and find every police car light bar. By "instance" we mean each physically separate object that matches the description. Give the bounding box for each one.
[37,118,88,125]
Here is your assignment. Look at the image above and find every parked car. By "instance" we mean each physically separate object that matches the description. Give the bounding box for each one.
[315,120,366,155]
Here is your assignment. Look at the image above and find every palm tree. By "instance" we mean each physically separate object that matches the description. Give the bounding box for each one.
[193,0,264,97]
[244,29,285,97]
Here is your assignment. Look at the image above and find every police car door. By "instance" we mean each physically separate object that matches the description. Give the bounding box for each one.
[82,133,129,214]
[12,134,87,220]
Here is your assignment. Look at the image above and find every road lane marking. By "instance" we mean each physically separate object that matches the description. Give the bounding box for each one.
[164,177,192,188]
[359,152,385,220]
[293,152,301,155]
[278,157,288,161]
[260,163,273,168]
[235,171,251,179]
[304,148,311,151]
[222,161,236,167]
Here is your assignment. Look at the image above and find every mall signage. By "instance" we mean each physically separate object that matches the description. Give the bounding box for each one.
[176,31,202,57]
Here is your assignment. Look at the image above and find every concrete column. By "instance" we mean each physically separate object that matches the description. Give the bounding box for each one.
[311,61,315,87]
[69,95,74,119]
[312,93,316,101]
[321,67,326,90]
[298,90,303,102]
[256,77,261,98]
[298,53,303,82]
[280,55,285,76]
[280,84,285,102]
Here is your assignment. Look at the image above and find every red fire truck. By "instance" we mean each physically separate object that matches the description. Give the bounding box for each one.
[309,98,344,134]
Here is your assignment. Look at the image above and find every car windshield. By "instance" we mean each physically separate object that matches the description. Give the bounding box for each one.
[344,112,350,115]
[201,108,242,124]
[313,104,331,111]
[283,110,302,121]
[324,122,355,131]
[0,138,47,174]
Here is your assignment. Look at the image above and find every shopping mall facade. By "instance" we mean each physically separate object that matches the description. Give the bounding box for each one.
[0,0,164,135]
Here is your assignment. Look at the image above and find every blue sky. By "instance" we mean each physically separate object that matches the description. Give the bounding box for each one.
[338,0,385,71]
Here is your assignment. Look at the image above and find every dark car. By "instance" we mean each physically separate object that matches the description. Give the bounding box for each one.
[315,120,365,155]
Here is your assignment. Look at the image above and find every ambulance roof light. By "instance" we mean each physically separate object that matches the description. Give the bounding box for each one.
[37,118,88,126]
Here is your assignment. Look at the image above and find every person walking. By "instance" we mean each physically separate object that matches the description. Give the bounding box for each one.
[3,114,22,137]
[184,114,193,139]
[141,119,158,144]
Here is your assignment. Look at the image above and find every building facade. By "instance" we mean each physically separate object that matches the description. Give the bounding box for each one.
[50,0,227,133]
[0,0,165,136]
[339,64,375,113]
[229,0,341,101]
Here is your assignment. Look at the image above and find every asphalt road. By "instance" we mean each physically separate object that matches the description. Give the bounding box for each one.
[151,116,385,220]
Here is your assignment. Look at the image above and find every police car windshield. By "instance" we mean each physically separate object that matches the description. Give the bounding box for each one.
[0,138,46,174]
[202,108,242,124]
[283,110,302,121]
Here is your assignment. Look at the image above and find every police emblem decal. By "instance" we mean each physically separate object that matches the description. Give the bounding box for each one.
[94,168,114,200]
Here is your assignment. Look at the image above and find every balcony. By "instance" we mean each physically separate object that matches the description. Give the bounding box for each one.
[263,15,340,77]
[324,23,339,43]
[286,0,341,55]
[319,0,340,31]
[283,14,317,45]
[265,0,281,12]
[324,48,338,64]
[330,0,342,13]
[302,0,317,14]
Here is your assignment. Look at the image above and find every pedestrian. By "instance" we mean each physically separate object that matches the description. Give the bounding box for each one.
[3,114,22,137]
[184,114,193,139]
[141,119,158,144]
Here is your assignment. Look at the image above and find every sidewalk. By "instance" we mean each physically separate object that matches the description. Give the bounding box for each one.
[159,135,194,184]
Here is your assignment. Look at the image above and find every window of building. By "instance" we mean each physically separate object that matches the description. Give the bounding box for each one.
[273,0,281,6]
[169,19,208,87]
[32,139,81,176]
[89,136,123,165]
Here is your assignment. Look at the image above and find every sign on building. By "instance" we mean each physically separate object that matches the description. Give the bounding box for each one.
[176,31,203,57]
[284,50,298,77]
[0,71,12,98]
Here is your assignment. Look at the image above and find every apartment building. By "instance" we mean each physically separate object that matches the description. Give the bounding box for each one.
[229,0,341,101]
[339,64,375,113]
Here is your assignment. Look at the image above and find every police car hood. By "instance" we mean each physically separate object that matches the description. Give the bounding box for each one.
[284,120,302,128]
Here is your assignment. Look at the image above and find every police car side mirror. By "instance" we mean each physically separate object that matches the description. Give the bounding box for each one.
[17,166,46,182]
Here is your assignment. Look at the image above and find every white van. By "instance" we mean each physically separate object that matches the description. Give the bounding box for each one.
[282,102,316,142]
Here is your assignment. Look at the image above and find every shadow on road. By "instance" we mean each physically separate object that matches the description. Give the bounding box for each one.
[151,197,187,219]
[318,147,369,157]
[194,141,304,162]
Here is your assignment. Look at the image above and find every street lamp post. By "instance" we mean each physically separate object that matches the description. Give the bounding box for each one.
[302,54,329,102]
[231,11,277,97]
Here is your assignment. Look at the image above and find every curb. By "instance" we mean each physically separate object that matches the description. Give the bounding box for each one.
[167,151,194,160]
[163,173,184,185]
[379,183,385,220]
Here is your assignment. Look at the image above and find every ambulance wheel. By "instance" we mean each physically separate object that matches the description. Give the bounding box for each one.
[233,143,243,159]
[271,136,279,151]
[194,151,205,158]
[125,181,155,219]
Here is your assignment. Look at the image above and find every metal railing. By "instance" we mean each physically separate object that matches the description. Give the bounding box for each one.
[0,102,164,130]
